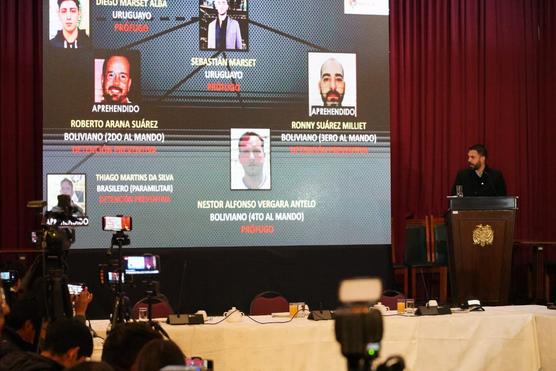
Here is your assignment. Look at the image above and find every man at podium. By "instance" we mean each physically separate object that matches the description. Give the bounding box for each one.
[451,144,507,197]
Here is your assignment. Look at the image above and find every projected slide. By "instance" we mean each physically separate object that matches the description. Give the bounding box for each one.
[43,0,390,248]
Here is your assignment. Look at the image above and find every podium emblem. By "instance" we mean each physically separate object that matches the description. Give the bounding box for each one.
[472,224,494,247]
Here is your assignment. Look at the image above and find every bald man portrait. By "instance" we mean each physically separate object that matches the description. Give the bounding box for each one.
[319,58,346,107]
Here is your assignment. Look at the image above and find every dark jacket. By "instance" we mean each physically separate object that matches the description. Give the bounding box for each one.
[0,351,64,371]
[49,29,91,49]
[0,326,35,359]
[451,166,507,197]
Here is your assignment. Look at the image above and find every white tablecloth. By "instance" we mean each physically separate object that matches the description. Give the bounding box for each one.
[91,305,556,371]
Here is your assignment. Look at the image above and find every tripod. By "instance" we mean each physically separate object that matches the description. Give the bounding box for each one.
[108,231,131,330]
[143,286,171,339]
[21,225,74,322]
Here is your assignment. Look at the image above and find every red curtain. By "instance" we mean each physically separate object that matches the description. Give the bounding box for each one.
[537,1,556,242]
[390,0,556,261]
[0,0,42,248]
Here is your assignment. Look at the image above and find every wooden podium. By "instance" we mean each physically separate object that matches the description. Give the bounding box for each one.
[447,197,518,305]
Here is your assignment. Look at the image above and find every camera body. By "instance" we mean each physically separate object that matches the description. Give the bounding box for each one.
[335,278,384,367]
[1,270,17,286]
[107,271,125,284]
[334,278,405,370]
[98,264,126,286]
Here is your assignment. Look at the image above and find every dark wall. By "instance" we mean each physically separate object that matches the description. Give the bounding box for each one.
[65,245,394,319]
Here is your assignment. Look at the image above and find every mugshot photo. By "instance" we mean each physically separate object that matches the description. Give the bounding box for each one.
[308,52,357,116]
[230,128,271,190]
[49,0,91,49]
[46,173,86,215]
[199,0,249,51]
[94,51,141,104]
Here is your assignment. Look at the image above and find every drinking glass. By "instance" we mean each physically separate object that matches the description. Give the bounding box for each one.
[138,307,148,321]
[456,185,464,197]
[289,302,305,317]
[396,298,406,314]
[405,299,415,315]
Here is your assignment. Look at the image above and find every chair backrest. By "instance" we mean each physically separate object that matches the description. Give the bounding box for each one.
[249,291,289,315]
[430,217,448,265]
[404,218,429,265]
[131,295,174,319]
[380,290,406,310]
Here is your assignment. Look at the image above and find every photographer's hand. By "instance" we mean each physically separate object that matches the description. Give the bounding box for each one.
[74,287,93,317]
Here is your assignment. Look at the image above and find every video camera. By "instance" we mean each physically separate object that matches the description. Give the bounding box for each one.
[21,196,87,321]
[27,196,85,257]
[44,194,88,230]
[0,270,17,287]
[334,278,405,371]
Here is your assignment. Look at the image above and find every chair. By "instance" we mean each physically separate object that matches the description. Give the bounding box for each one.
[428,216,449,303]
[404,217,448,304]
[429,216,448,265]
[545,262,556,303]
[249,291,289,315]
[380,290,406,310]
[519,241,556,303]
[131,294,174,320]
[392,264,409,298]
[390,218,409,296]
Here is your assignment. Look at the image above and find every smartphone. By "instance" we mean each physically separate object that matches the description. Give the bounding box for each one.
[68,283,85,295]
[124,255,160,275]
[177,357,213,371]
[102,215,132,231]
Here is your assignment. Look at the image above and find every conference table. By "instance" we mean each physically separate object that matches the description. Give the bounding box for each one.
[91,305,556,371]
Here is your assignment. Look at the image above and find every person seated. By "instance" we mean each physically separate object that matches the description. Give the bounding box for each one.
[101,322,162,371]
[133,339,186,371]
[0,297,41,357]
[0,317,93,370]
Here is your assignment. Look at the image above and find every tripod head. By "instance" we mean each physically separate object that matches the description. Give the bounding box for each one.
[110,231,130,250]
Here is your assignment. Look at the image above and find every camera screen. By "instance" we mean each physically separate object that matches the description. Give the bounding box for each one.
[68,283,84,295]
[0,272,11,280]
[184,358,213,371]
[107,271,125,283]
[124,255,159,275]
[102,216,133,231]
